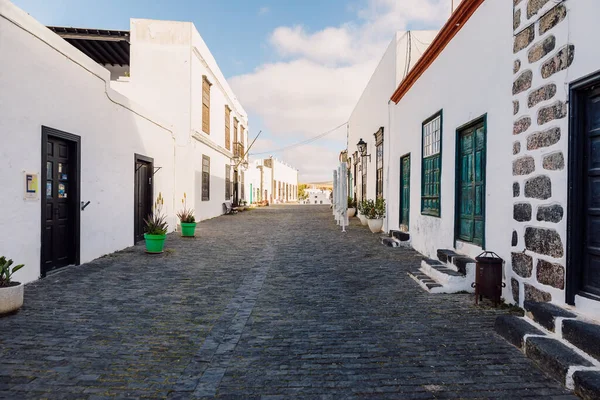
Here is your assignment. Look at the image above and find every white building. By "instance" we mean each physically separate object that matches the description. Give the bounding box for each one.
[109,18,249,219]
[303,188,332,205]
[347,30,437,204]
[0,1,250,284]
[346,0,600,318]
[245,157,299,204]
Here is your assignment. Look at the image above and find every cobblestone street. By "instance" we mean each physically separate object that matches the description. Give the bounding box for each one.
[0,206,576,399]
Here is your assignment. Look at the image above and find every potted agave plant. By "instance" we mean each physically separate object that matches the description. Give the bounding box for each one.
[177,193,196,238]
[144,192,168,253]
[367,198,386,233]
[358,199,369,226]
[0,257,25,315]
[347,197,357,218]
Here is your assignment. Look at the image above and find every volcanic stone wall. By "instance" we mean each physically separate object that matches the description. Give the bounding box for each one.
[510,0,573,305]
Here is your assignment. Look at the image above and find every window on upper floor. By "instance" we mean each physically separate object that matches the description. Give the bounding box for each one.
[421,111,442,217]
[202,76,212,134]
[225,106,231,150]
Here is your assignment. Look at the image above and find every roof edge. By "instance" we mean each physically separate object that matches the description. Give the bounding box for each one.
[390,0,485,104]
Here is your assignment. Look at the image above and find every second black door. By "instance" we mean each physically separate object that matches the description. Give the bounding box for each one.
[134,155,153,243]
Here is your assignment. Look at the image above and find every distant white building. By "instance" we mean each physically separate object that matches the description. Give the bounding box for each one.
[303,188,332,205]
[245,157,298,204]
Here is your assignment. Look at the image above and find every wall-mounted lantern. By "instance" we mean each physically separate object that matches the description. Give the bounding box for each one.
[357,138,371,162]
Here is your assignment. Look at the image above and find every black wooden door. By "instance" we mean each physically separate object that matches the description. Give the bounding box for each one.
[43,136,76,272]
[134,156,153,243]
[582,86,600,297]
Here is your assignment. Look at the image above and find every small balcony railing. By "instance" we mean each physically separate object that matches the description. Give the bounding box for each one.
[233,142,245,159]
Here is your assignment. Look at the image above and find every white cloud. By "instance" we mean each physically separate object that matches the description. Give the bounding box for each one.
[231,0,450,181]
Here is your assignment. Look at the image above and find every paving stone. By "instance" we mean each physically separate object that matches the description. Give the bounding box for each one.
[0,206,576,398]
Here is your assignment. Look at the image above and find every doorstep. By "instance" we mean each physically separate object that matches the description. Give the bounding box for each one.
[407,248,476,294]
[494,301,600,398]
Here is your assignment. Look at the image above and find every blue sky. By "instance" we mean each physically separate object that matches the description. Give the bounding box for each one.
[12,0,450,182]
[12,0,355,78]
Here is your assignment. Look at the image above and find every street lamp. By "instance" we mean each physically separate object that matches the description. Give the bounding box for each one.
[357,138,371,162]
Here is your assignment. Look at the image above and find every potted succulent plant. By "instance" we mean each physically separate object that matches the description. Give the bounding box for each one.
[366,198,386,233]
[358,199,369,226]
[0,256,24,315]
[347,197,357,218]
[144,192,168,253]
[177,193,196,237]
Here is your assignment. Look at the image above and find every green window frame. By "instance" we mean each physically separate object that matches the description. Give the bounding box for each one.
[421,111,442,217]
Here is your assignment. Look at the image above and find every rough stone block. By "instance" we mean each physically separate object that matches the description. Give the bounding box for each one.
[539,4,567,35]
[523,301,575,331]
[543,152,564,170]
[527,127,561,150]
[524,283,552,302]
[563,320,600,361]
[524,175,552,200]
[513,141,521,155]
[573,370,600,400]
[514,8,521,30]
[541,45,575,79]
[538,101,567,125]
[536,260,565,289]
[513,70,533,95]
[527,0,551,19]
[536,204,563,223]
[513,182,520,197]
[512,230,518,246]
[514,25,535,54]
[514,59,522,74]
[525,336,593,385]
[528,35,555,64]
[494,315,543,349]
[514,203,532,222]
[512,278,520,303]
[524,227,563,257]
[514,116,531,135]
[513,156,535,176]
[528,83,556,108]
[512,252,533,278]
[513,100,520,116]
[437,249,457,263]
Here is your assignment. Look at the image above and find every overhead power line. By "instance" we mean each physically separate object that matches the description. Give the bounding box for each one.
[249,122,348,156]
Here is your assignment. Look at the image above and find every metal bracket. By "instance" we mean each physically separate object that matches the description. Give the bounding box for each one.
[81,201,91,211]
[153,167,162,176]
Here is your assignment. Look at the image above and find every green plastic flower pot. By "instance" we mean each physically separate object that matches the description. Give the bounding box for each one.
[144,233,166,253]
[180,222,197,237]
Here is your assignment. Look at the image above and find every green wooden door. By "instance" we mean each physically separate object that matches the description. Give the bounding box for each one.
[457,123,485,246]
[400,155,410,229]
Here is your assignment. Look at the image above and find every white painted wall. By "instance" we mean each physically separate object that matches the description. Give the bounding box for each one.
[119,18,249,221]
[347,31,438,205]
[0,1,175,284]
[387,0,513,266]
